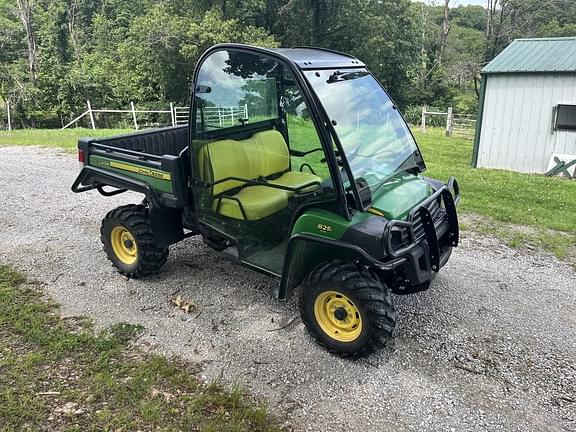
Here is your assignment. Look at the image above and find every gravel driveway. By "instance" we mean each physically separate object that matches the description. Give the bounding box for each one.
[1,146,575,432]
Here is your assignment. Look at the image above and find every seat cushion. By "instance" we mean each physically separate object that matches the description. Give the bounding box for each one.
[199,130,290,196]
[250,130,290,177]
[269,171,322,193]
[216,186,289,220]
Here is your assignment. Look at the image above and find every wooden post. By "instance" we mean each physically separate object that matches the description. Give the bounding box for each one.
[169,102,175,127]
[131,101,138,130]
[6,100,11,131]
[87,100,96,130]
[445,106,453,137]
[421,105,427,133]
[230,106,234,124]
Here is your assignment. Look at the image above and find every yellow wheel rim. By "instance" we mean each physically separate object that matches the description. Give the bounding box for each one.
[110,226,138,265]
[313,291,363,342]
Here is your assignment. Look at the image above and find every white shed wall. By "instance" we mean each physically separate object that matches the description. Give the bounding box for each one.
[477,73,576,173]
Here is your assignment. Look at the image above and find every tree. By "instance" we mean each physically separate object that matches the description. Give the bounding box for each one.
[451,5,486,32]
[485,0,576,60]
[437,0,451,67]
[270,0,419,106]
[1,0,573,127]
[15,0,37,86]
[538,19,576,37]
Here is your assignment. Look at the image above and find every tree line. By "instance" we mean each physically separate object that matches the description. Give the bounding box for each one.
[1,0,575,128]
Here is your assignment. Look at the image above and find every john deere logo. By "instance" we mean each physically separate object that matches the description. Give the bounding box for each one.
[136,167,167,179]
[91,156,171,181]
[109,161,172,181]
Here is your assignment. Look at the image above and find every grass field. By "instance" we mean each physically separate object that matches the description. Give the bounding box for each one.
[414,128,576,234]
[414,129,575,263]
[0,128,132,149]
[0,265,279,431]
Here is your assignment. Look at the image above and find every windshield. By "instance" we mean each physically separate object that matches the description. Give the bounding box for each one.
[304,69,423,192]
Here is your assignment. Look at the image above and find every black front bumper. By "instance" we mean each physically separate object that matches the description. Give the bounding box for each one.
[383,177,460,287]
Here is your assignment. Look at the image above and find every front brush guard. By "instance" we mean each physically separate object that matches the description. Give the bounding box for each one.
[383,178,460,272]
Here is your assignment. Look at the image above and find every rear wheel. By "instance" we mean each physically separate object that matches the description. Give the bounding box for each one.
[101,204,168,278]
[299,260,396,358]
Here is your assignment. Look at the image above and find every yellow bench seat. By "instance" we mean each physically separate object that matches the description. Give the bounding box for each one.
[269,171,320,191]
[200,129,322,220]
[216,186,289,220]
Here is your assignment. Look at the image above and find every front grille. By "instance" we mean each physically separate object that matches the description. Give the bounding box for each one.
[412,212,425,241]
[428,196,442,221]
[411,196,445,241]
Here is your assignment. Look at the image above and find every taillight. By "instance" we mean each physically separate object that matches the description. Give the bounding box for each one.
[78,149,85,164]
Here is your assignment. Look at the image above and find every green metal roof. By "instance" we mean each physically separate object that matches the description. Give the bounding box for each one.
[482,37,576,74]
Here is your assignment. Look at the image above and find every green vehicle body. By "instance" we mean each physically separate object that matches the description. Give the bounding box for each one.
[72,43,460,301]
[90,155,175,193]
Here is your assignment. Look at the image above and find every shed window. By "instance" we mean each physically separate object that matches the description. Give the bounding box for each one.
[556,105,576,130]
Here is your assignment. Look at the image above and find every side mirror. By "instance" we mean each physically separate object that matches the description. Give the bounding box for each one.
[355,178,372,210]
[194,85,211,94]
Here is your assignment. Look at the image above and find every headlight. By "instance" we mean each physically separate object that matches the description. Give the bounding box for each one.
[390,225,411,252]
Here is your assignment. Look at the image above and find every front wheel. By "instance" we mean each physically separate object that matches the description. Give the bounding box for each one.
[299,260,396,358]
[101,204,168,278]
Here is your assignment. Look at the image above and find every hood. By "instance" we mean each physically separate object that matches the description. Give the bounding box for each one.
[370,174,431,220]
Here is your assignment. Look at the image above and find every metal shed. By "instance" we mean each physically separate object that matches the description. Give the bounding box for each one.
[473,37,576,176]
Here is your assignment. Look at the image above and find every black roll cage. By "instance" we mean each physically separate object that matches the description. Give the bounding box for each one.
[188,44,426,219]
[188,43,352,222]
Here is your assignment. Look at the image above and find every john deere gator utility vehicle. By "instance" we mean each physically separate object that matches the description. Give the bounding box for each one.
[72,44,460,358]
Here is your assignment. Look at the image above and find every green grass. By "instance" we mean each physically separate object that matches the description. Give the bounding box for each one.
[0,264,280,432]
[0,128,132,149]
[413,128,576,265]
[460,214,576,267]
[413,128,576,235]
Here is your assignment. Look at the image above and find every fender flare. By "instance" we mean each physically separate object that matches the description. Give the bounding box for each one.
[72,165,163,207]
[274,234,406,300]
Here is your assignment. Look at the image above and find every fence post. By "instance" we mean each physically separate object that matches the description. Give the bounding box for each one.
[445,106,453,137]
[421,105,427,133]
[230,106,234,124]
[244,104,248,119]
[6,100,11,131]
[87,100,96,130]
[130,101,138,130]
[169,103,175,127]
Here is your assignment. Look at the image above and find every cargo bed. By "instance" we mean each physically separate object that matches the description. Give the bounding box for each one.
[71,125,189,208]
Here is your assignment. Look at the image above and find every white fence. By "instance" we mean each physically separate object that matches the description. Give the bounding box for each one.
[173,106,190,126]
[452,113,477,140]
[61,101,182,130]
[420,105,477,140]
[57,102,248,130]
[172,105,249,127]
[202,105,248,128]
[3,101,12,131]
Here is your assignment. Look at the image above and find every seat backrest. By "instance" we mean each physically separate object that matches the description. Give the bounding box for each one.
[198,130,289,196]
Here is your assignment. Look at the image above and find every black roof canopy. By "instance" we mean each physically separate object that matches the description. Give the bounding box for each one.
[208,43,365,70]
[268,47,364,69]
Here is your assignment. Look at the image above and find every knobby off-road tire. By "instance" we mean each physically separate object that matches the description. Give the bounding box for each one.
[299,260,396,358]
[101,204,168,278]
